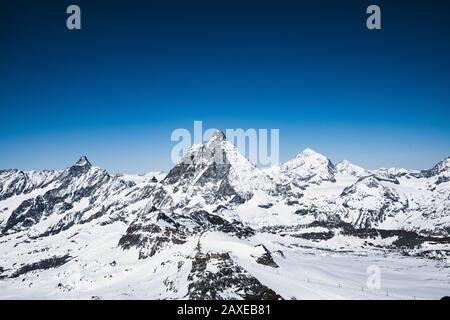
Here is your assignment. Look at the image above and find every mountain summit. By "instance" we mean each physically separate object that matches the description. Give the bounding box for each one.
[208,129,226,142]
[336,160,366,177]
[277,148,336,184]
[162,129,273,210]
[74,156,91,167]
[421,157,450,178]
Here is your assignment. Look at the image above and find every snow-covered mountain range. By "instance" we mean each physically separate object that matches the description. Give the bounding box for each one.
[0,131,449,299]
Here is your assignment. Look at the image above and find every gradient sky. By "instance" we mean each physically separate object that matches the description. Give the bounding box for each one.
[1,0,449,173]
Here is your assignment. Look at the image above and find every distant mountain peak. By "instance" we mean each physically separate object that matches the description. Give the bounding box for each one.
[339,160,352,166]
[419,156,450,178]
[336,160,366,176]
[277,148,336,184]
[74,156,91,167]
[290,148,333,167]
[434,156,450,173]
[298,148,325,158]
[208,129,226,142]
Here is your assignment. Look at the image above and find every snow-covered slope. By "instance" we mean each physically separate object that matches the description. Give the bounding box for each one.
[372,167,418,179]
[0,156,159,237]
[419,157,450,178]
[271,148,337,185]
[336,160,367,177]
[336,175,408,229]
[0,138,449,300]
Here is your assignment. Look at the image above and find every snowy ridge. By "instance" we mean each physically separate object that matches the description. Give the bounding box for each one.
[372,167,418,179]
[0,138,449,300]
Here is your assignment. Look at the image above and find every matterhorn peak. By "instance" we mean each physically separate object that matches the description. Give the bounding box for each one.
[74,156,91,167]
[208,129,227,142]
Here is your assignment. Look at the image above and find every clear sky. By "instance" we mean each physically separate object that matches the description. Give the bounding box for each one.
[1,0,449,173]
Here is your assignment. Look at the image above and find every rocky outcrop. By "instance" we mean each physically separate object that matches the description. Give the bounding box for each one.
[119,207,254,259]
[187,251,282,300]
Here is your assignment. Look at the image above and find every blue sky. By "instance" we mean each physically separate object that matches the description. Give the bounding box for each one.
[1,0,449,173]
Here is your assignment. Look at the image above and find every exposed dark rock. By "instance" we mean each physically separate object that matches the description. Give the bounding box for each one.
[294,209,309,215]
[418,157,450,178]
[118,207,187,259]
[254,245,279,268]
[415,250,449,260]
[189,210,255,238]
[213,205,228,213]
[119,207,255,259]
[342,227,450,249]
[292,231,335,241]
[10,254,72,278]
[436,175,450,185]
[187,251,282,300]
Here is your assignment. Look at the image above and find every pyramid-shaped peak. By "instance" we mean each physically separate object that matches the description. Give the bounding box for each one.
[74,156,91,167]
[208,129,226,142]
